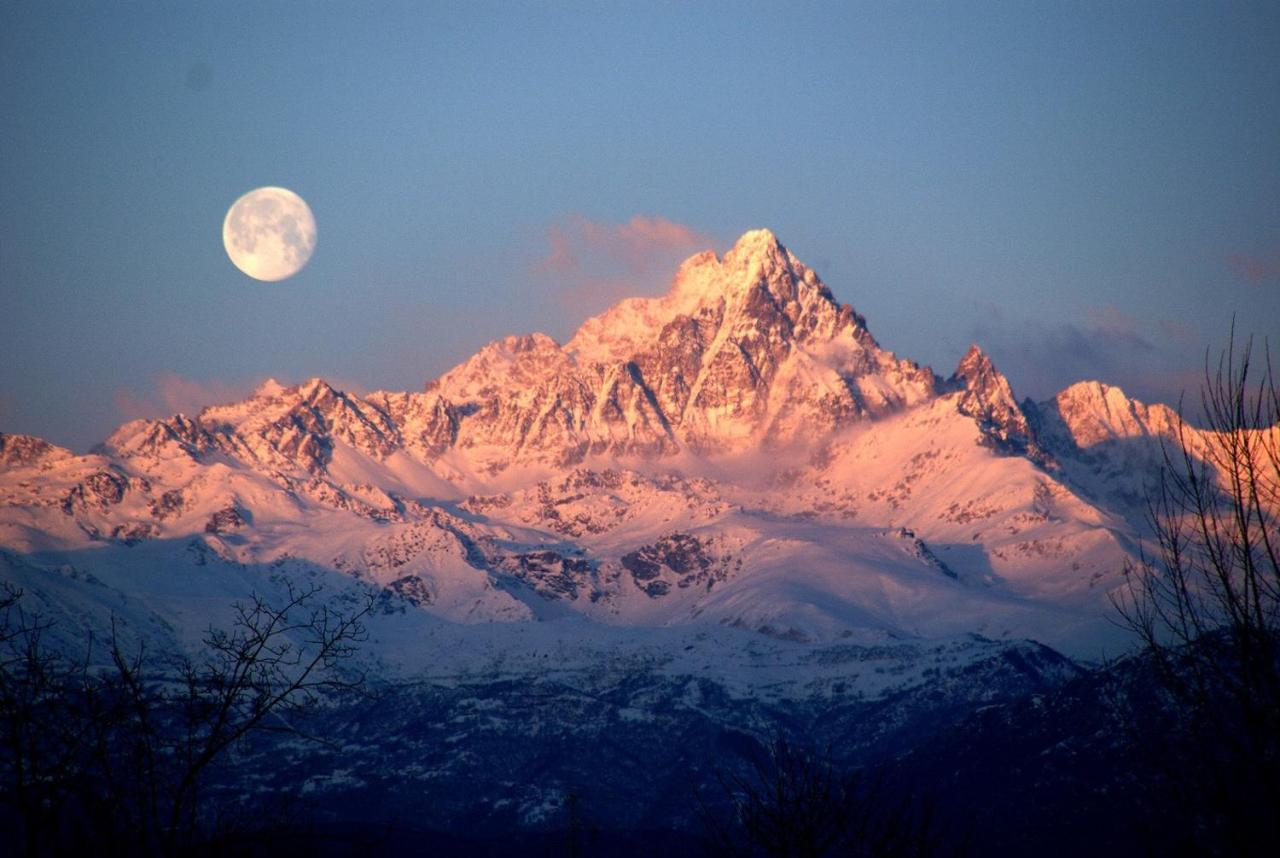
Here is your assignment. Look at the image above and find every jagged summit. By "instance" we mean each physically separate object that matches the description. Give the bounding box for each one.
[566,228,843,362]
[947,345,1035,454]
[0,433,71,468]
[712,227,795,285]
[731,226,783,251]
[1042,379,1182,449]
[253,378,288,399]
[668,228,838,314]
[3,230,1196,485]
[417,228,937,462]
[952,344,994,378]
[1,228,1234,663]
[8,230,1066,478]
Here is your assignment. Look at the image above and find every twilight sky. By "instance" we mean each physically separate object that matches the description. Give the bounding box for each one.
[3,1,1278,451]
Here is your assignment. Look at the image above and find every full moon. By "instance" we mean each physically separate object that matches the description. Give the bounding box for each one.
[222,186,316,282]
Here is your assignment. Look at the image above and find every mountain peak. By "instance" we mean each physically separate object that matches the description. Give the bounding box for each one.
[727,227,784,257]
[949,346,1035,454]
[568,229,811,364]
[299,377,335,398]
[429,331,571,404]
[1049,380,1181,447]
[1057,379,1130,410]
[662,228,826,313]
[0,432,71,468]
[79,230,935,472]
[254,378,288,399]
[954,344,993,377]
[721,227,797,283]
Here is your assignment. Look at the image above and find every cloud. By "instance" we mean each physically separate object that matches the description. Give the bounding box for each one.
[538,215,713,276]
[1156,318,1197,345]
[1084,304,1145,337]
[969,306,1206,412]
[534,215,716,316]
[113,373,265,421]
[112,372,375,424]
[1227,250,1280,284]
[539,225,580,274]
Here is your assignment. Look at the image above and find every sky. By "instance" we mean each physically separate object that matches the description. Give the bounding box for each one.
[2,1,1278,451]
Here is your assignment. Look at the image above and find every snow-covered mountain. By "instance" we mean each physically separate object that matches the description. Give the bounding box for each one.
[10,228,1254,839]
[0,229,1215,665]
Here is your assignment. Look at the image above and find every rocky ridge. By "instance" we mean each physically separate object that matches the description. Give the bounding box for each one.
[0,229,1225,657]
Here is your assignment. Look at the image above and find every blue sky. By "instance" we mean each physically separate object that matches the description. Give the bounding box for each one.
[3,1,1278,450]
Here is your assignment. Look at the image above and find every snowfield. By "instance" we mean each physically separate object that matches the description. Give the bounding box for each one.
[0,228,1226,706]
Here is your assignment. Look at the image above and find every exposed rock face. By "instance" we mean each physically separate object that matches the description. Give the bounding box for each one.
[204,505,248,534]
[948,345,1037,455]
[462,468,728,539]
[149,489,186,520]
[501,549,593,600]
[77,230,947,480]
[261,379,401,470]
[895,528,958,580]
[1036,380,1182,451]
[0,227,1236,657]
[62,470,128,514]
[425,229,938,463]
[111,521,158,545]
[620,532,730,597]
[1025,380,1192,515]
[362,391,457,459]
[0,433,70,468]
[99,413,225,461]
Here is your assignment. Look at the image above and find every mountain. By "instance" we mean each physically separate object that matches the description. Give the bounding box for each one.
[0,229,1208,659]
[6,228,1242,843]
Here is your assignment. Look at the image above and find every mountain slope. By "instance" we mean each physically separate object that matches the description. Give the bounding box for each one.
[0,229,1220,662]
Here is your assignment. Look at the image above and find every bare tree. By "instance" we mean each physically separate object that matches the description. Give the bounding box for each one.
[702,735,937,858]
[0,580,373,856]
[0,582,105,854]
[1114,331,1280,855]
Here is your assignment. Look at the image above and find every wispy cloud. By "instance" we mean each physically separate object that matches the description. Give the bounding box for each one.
[113,373,264,421]
[534,215,717,315]
[1156,318,1197,345]
[1084,304,1146,337]
[538,215,713,276]
[1226,249,1280,284]
[969,306,1206,411]
[112,372,375,422]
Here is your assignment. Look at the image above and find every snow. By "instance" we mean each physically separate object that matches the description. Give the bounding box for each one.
[0,227,1236,690]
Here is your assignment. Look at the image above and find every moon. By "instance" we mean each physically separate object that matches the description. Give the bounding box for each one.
[222,186,316,282]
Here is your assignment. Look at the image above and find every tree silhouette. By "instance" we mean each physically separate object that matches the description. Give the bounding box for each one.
[0,581,372,856]
[1114,331,1280,856]
[702,735,938,858]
